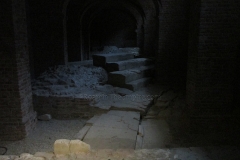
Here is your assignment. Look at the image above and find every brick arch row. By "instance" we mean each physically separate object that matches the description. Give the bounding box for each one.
[62,0,161,62]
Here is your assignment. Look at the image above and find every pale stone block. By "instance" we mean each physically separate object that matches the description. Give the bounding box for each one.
[69,140,91,154]
[54,139,70,156]
[30,157,45,160]
[19,153,33,159]
[34,152,54,160]
[53,155,69,160]
[19,153,44,160]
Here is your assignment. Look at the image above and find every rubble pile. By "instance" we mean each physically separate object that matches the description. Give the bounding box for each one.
[32,65,108,96]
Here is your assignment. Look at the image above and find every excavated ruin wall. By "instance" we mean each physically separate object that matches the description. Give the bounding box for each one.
[33,95,107,119]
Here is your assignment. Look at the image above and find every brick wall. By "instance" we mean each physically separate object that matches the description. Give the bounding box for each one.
[138,0,159,57]
[0,0,36,140]
[186,0,201,114]
[25,0,160,75]
[187,0,240,133]
[156,0,190,86]
[33,95,107,119]
[66,0,160,61]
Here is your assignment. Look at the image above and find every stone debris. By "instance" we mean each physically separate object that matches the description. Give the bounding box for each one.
[1,147,240,160]
[18,153,45,160]
[37,114,52,121]
[32,65,108,96]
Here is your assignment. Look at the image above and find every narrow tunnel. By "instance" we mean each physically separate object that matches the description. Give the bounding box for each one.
[89,9,137,53]
[0,0,239,158]
[66,0,148,62]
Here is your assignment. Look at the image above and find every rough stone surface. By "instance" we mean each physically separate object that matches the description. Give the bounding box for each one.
[34,152,55,160]
[83,111,140,149]
[69,140,90,154]
[1,147,240,160]
[141,119,172,149]
[37,114,52,121]
[32,65,108,96]
[74,126,91,140]
[114,87,133,96]
[19,153,35,160]
[54,139,70,156]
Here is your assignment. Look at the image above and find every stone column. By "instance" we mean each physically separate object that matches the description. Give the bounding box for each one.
[0,0,37,140]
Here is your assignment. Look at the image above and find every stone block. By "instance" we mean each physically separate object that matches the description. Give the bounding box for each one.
[30,157,45,160]
[19,153,33,159]
[34,152,54,160]
[69,140,91,154]
[54,139,70,156]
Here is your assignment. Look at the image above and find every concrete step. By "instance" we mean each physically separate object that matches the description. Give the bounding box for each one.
[92,52,134,67]
[119,47,140,57]
[108,65,154,85]
[112,77,151,91]
[125,78,151,91]
[106,58,152,72]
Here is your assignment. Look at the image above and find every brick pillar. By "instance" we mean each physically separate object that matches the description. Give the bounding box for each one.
[186,0,239,133]
[157,0,190,85]
[0,0,37,140]
[143,16,157,57]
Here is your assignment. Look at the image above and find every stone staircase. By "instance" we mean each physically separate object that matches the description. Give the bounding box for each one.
[92,50,154,91]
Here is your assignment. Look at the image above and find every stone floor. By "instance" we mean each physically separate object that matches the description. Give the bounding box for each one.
[1,146,240,160]
[1,83,240,160]
[82,111,140,150]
